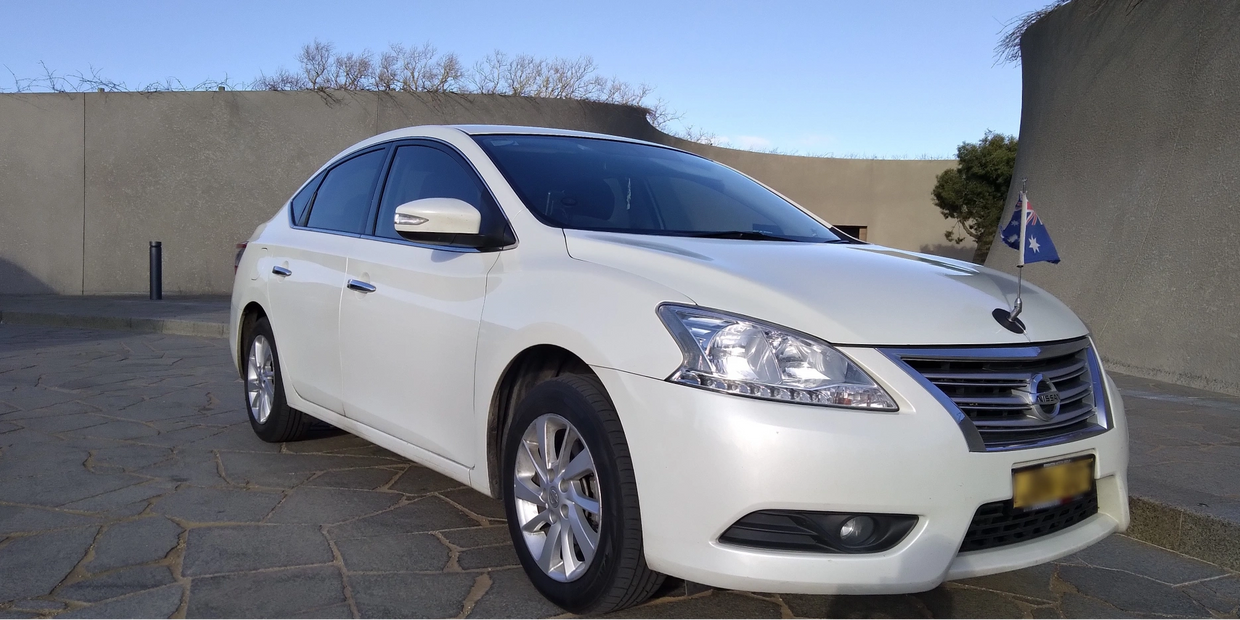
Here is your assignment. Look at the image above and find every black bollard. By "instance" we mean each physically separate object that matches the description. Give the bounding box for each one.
[149,241,163,300]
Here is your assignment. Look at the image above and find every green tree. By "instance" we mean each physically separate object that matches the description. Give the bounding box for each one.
[932,131,1018,262]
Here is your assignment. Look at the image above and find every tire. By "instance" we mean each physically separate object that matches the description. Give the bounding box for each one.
[243,317,313,443]
[502,374,664,614]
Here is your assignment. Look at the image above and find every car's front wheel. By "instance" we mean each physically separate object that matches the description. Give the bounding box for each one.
[244,317,312,442]
[502,374,664,614]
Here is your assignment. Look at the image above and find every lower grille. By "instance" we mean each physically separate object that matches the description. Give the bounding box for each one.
[719,510,917,554]
[959,488,1098,553]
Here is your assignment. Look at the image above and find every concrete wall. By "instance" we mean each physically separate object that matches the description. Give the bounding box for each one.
[0,94,85,294]
[985,0,1240,395]
[671,140,963,256]
[1,90,958,296]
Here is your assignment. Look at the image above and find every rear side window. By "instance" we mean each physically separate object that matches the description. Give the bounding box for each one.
[373,145,494,240]
[305,149,386,234]
[289,173,322,226]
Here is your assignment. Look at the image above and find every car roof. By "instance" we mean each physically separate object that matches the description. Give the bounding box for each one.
[321,124,694,178]
[451,124,651,143]
[363,124,665,148]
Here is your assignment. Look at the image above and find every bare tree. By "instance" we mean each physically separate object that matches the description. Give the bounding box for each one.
[423,53,464,92]
[540,57,594,99]
[388,43,463,92]
[298,39,334,89]
[252,69,308,91]
[3,39,719,142]
[327,50,376,90]
[994,0,1089,64]
[469,50,506,94]
[504,54,544,96]
[677,125,723,146]
[3,66,33,92]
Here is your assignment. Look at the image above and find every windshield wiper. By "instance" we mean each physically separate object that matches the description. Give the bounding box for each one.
[686,230,803,242]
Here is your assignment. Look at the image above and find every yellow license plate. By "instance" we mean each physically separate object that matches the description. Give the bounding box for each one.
[1012,456,1095,511]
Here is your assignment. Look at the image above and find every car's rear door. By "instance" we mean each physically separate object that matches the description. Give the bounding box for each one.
[338,142,505,466]
[266,146,388,414]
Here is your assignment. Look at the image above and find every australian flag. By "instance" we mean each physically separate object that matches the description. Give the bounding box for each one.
[1001,191,1059,265]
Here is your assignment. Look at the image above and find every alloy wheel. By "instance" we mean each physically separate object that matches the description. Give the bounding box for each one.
[512,413,602,582]
[246,335,276,424]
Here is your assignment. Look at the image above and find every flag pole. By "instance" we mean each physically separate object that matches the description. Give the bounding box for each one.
[1009,179,1028,325]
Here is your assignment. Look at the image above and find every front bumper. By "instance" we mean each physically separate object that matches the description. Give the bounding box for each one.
[595,347,1129,595]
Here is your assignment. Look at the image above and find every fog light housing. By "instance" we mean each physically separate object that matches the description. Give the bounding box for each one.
[719,510,917,554]
[839,515,877,547]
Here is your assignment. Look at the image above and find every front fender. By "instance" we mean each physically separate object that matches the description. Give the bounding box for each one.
[470,249,693,494]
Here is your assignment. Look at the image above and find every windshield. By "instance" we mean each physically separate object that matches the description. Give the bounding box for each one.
[473,135,844,243]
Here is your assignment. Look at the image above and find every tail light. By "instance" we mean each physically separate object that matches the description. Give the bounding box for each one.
[234,242,248,274]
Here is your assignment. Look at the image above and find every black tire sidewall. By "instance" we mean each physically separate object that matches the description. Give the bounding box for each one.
[502,377,629,613]
[244,318,292,441]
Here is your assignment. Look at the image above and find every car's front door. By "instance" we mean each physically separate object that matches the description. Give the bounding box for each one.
[339,142,506,465]
[266,147,388,414]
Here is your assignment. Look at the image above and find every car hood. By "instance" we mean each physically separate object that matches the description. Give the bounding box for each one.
[564,230,1087,346]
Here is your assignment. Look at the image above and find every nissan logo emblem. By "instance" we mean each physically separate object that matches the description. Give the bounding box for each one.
[1025,373,1061,421]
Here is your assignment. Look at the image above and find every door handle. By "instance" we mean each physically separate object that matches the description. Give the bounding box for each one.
[347,279,377,293]
[272,266,292,277]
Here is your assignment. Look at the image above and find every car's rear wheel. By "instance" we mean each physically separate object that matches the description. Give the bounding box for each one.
[502,374,664,613]
[244,317,312,442]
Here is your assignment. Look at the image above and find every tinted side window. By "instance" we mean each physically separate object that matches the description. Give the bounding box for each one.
[374,145,490,240]
[305,149,386,234]
[289,172,323,226]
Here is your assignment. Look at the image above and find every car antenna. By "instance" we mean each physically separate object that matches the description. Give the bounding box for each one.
[1007,178,1029,327]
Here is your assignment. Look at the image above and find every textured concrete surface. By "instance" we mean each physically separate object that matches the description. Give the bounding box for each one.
[1119,373,1240,571]
[1,323,1239,618]
[985,0,1240,395]
[0,90,957,297]
[0,94,85,295]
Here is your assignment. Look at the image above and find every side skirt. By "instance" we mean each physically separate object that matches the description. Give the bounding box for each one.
[283,391,485,495]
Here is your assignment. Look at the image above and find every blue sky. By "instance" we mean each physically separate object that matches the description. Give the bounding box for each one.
[0,0,1048,158]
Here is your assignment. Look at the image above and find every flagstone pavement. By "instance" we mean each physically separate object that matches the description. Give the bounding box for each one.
[0,323,1237,618]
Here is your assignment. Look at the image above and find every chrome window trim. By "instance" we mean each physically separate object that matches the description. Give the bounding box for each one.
[284,136,519,253]
[286,226,363,241]
[358,234,487,253]
[365,137,518,250]
[880,338,1110,453]
[289,145,390,233]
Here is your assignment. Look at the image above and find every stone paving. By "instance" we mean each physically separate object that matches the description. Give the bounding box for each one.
[1121,373,1240,522]
[0,323,1238,618]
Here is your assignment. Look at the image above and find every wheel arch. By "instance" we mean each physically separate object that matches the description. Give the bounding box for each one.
[485,344,599,497]
[237,301,268,376]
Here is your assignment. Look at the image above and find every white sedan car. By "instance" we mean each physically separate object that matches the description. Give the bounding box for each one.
[230,125,1128,613]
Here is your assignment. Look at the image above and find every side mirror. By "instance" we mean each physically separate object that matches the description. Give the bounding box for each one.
[394,198,482,236]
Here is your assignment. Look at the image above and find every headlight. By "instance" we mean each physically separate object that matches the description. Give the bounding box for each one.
[657,304,898,410]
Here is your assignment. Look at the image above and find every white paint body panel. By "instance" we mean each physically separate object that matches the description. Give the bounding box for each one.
[592,361,1129,594]
[393,198,482,235]
[230,124,1129,596]
[563,230,1086,346]
[339,238,498,465]
[262,226,352,412]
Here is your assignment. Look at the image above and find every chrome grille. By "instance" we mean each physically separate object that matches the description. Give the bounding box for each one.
[885,338,1108,451]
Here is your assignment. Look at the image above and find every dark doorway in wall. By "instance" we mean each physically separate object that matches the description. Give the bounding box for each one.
[834,225,868,242]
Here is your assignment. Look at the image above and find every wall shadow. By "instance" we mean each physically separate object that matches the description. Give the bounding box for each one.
[0,258,57,294]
